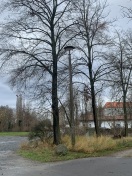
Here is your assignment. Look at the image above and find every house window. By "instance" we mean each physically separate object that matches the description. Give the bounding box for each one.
[88,123,92,128]
[116,123,121,128]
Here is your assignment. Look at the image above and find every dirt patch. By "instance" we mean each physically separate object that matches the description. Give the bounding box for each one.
[110,149,132,157]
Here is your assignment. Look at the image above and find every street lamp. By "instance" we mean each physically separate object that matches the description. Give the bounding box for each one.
[64,45,75,147]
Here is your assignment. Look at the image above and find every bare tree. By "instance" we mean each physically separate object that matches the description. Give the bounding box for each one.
[96,95,104,128]
[106,31,132,136]
[0,106,13,132]
[0,0,75,145]
[122,1,132,19]
[71,0,111,136]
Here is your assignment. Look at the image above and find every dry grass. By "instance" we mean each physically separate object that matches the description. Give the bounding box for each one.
[62,135,117,153]
[21,140,54,150]
[19,135,132,162]
[19,136,132,162]
[21,135,132,154]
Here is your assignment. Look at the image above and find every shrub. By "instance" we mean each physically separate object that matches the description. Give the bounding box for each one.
[28,119,53,143]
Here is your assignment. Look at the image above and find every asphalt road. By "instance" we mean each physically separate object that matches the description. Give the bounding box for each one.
[0,136,132,176]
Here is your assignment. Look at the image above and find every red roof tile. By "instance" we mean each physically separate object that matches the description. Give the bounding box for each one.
[104,102,132,108]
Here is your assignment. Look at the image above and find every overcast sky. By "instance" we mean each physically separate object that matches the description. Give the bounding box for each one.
[0,0,131,108]
[0,76,16,108]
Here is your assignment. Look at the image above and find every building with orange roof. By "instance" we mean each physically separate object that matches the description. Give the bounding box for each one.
[79,102,132,129]
[102,102,132,129]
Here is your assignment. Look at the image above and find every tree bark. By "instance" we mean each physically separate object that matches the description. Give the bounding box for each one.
[51,21,61,144]
[88,55,99,136]
[52,56,60,145]
[123,93,128,137]
[90,80,99,136]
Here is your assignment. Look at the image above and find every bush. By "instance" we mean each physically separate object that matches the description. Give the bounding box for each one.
[28,119,53,143]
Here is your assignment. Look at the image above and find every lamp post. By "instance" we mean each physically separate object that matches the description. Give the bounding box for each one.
[64,45,75,147]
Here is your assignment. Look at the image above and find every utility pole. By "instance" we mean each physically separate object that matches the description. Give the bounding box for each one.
[64,46,75,147]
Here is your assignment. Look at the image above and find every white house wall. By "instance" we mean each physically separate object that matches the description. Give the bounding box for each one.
[104,108,124,116]
[79,122,95,128]
[104,107,132,117]
[101,121,124,129]
[80,120,132,129]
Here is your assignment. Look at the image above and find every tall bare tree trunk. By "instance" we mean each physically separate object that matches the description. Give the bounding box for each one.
[51,26,60,144]
[123,94,128,137]
[89,63,99,136]
[52,78,60,144]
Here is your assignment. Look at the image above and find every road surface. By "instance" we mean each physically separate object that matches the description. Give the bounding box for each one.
[0,136,132,176]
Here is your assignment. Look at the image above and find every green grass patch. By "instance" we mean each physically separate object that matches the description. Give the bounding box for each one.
[18,148,93,162]
[0,132,29,137]
[18,136,132,163]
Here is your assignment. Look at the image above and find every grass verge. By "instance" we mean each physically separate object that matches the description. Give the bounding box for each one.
[0,132,29,137]
[19,136,132,162]
[19,149,91,162]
